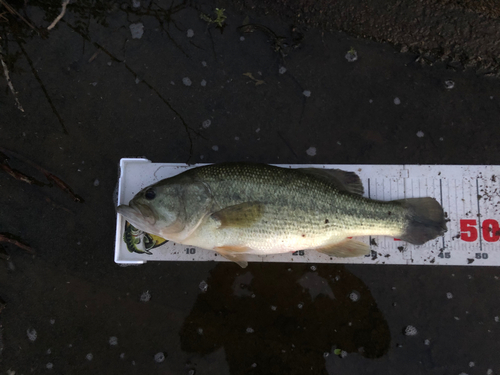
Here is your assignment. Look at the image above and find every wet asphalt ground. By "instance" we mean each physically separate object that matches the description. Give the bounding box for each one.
[1,0,500,374]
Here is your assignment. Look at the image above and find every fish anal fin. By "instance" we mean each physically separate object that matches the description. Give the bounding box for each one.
[298,168,364,196]
[212,202,264,229]
[215,246,250,268]
[316,239,370,258]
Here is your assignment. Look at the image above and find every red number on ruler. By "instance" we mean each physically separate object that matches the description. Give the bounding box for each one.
[482,219,500,242]
[460,219,478,242]
[459,219,500,242]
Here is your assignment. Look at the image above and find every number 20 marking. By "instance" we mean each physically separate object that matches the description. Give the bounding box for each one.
[460,219,500,242]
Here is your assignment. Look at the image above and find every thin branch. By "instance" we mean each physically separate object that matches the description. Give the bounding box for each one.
[1,152,75,211]
[45,172,82,202]
[0,162,37,184]
[277,131,299,159]
[0,41,24,112]
[14,35,68,134]
[0,0,38,32]
[0,146,83,202]
[0,146,49,174]
[0,234,34,254]
[47,0,70,30]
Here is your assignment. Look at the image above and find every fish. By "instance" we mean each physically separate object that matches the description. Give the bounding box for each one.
[117,163,447,268]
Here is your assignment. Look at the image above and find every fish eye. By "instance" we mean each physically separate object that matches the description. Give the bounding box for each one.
[144,188,156,200]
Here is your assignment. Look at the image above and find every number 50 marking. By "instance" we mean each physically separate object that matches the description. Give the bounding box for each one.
[460,219,500,242]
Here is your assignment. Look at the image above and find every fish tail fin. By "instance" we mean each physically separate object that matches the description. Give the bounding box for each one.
[394,198,447,245]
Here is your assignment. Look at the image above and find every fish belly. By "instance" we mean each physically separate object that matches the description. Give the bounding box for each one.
[182,207,354,255]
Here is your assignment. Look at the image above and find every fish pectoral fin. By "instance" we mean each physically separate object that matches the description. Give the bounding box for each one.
[211,202,264,229]
[215,246,250,268]
[316,239,370,258]
[298,168,364,196]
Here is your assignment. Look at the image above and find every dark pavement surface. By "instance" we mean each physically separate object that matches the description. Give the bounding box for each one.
[1,0,500,374]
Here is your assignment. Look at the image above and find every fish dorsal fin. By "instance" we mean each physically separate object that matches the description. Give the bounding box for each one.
[211,202,264,229]
[298,168,364,196]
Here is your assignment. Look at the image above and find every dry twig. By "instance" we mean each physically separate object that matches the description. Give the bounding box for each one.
[0,162,36,184]
[0,40,24,112]
[44,172,82,202]
[243,72,265,86]
[0,234,35,254]
[0,0,38,32]
[47,0,70,30]
[0,146,83,202]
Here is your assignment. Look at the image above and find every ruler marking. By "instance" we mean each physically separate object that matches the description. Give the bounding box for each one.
[404,172,406,198]
[462,179,467,253]
[476,178,483,252]
[402,170,408,264]
[446,180,452,246]
[453,179,461,252]
[368,178,372,251]
[440,179,446,251]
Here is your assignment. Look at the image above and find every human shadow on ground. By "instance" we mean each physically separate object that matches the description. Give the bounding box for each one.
[180,262,390,375]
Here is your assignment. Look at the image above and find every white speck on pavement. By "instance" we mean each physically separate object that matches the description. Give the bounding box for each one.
[130,23,144,39]
[306,147,316,156]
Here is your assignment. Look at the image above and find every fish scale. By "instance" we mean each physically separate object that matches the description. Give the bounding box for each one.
[167,163,410,253]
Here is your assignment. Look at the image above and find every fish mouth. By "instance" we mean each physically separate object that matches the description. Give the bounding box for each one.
[117,202,158,233]
[130,201,157,226]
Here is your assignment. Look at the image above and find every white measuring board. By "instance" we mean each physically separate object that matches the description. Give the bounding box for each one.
[114,159,500,266]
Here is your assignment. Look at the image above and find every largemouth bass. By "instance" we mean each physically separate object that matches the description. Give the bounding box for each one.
[117,163,447,267]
